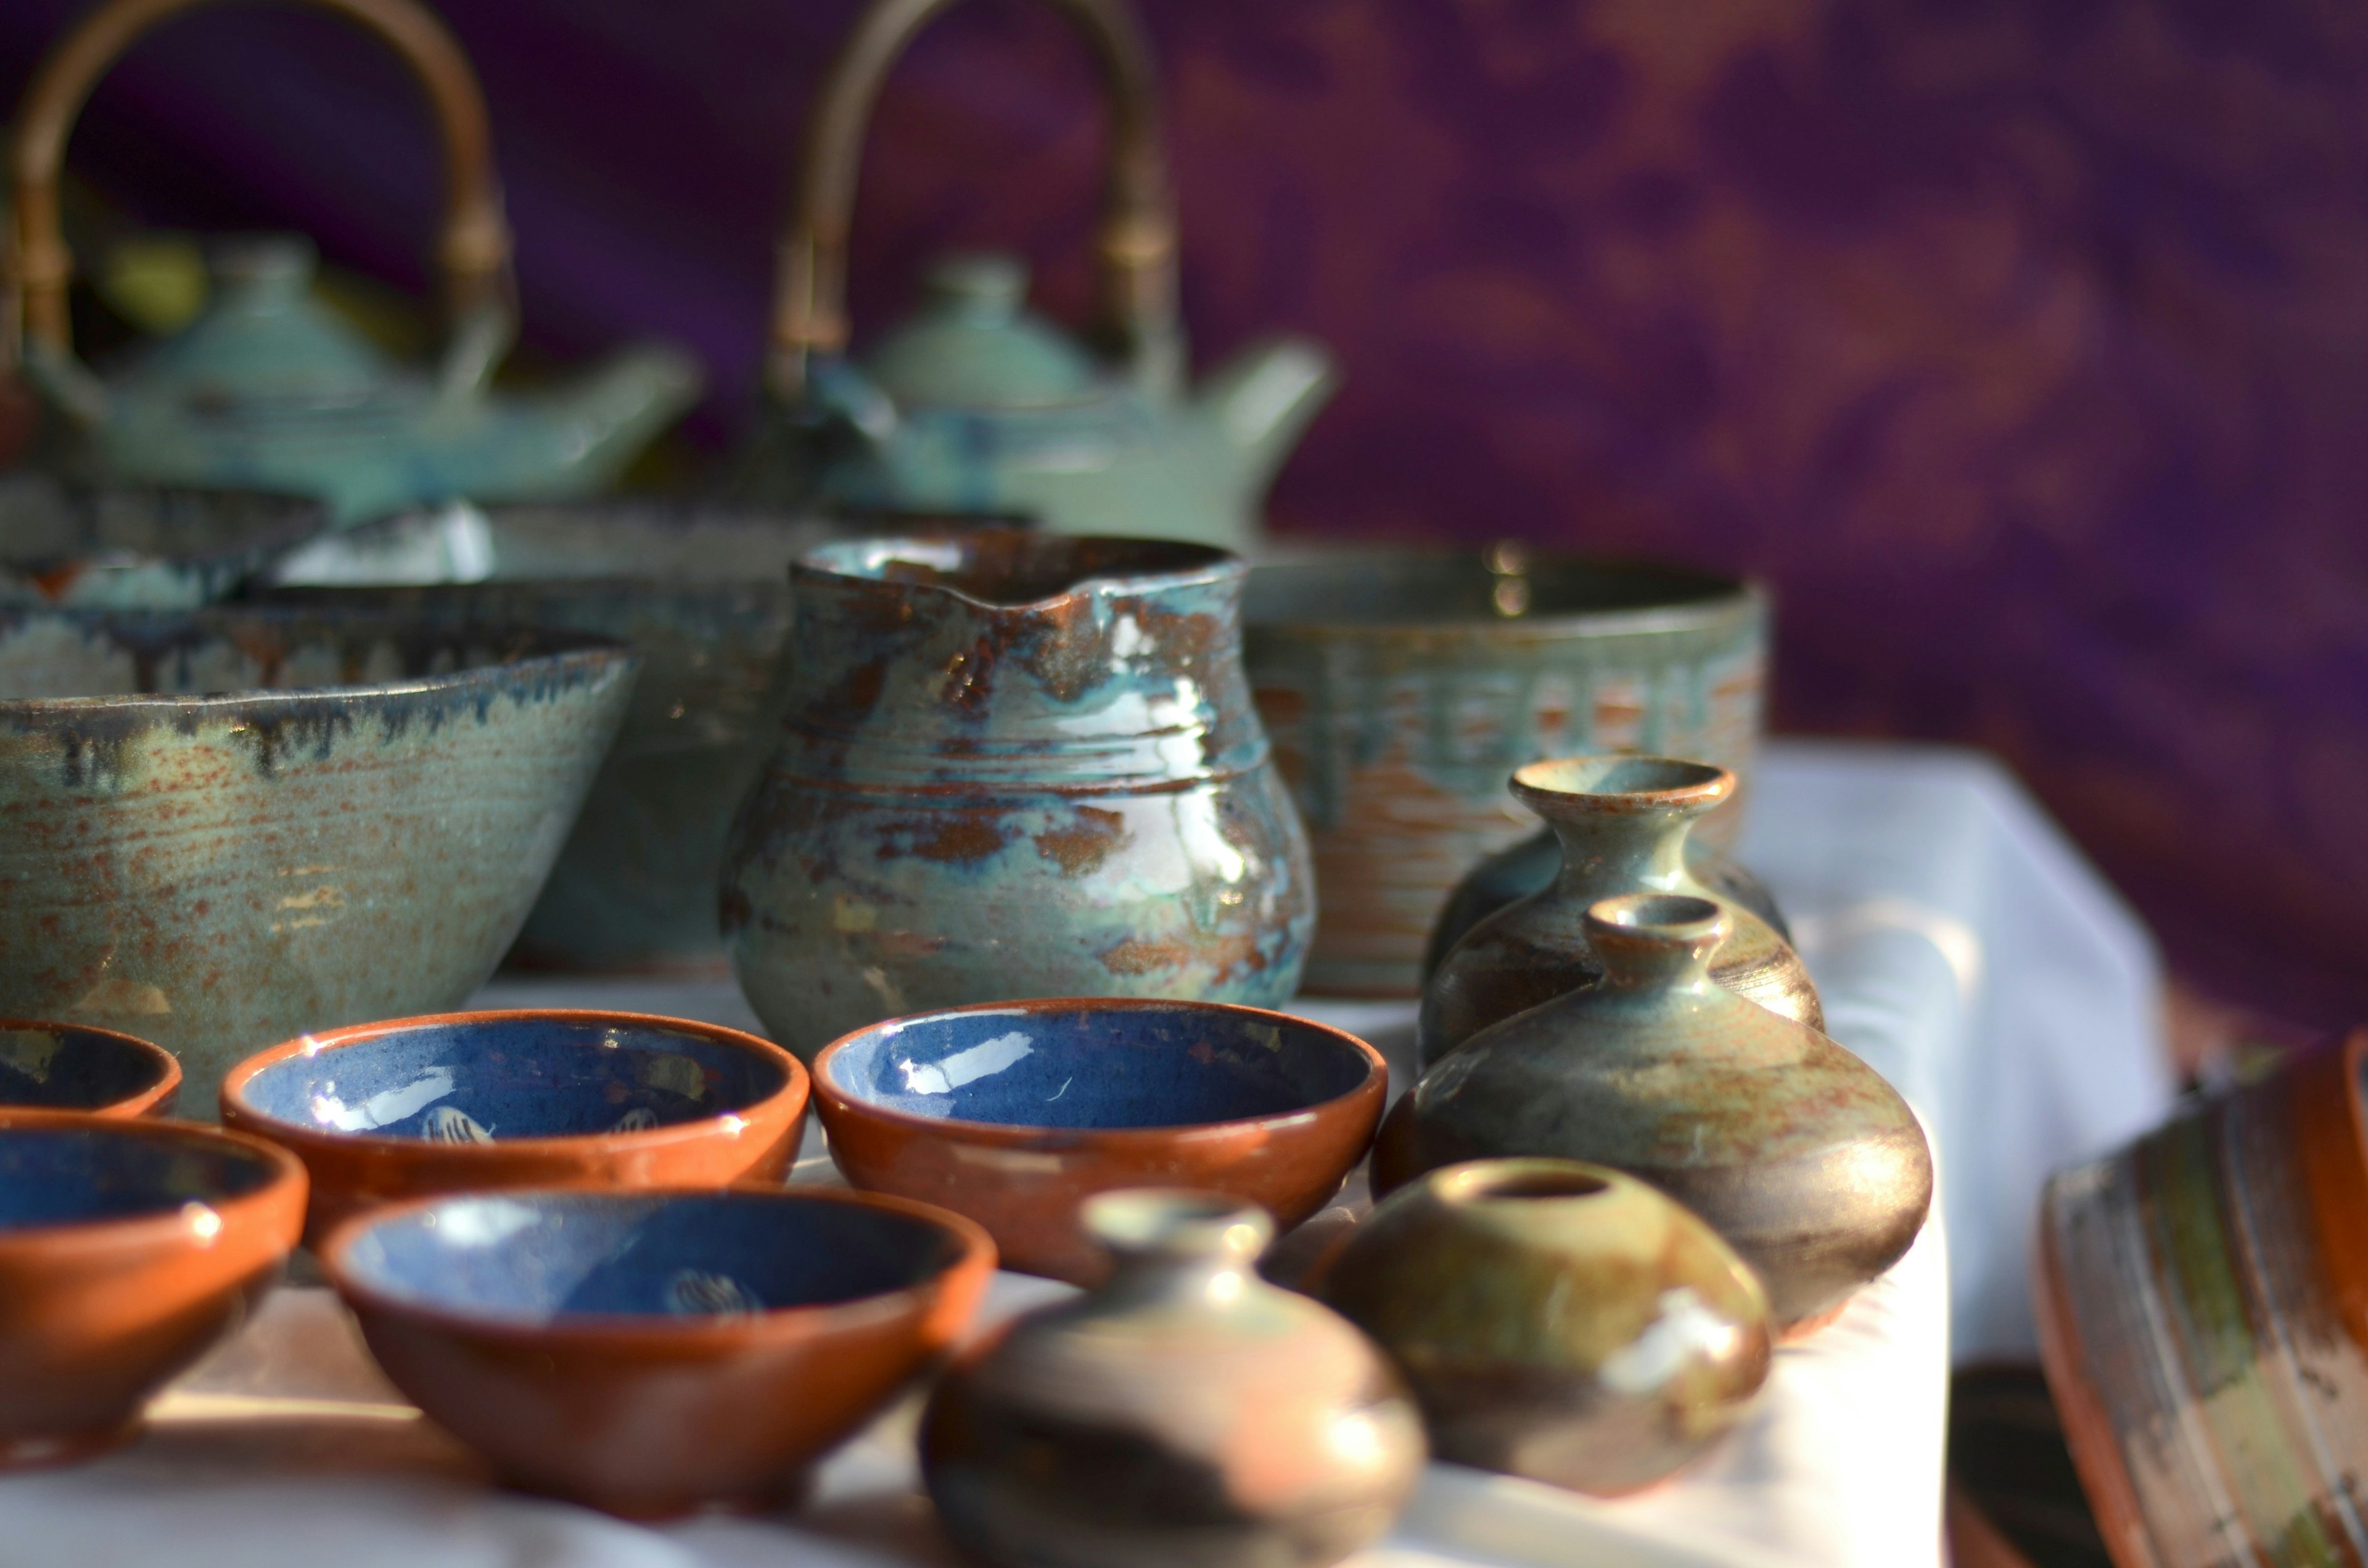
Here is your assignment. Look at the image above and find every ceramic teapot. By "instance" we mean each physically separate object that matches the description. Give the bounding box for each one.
[4,0,702,525]
[723,0,1333,551]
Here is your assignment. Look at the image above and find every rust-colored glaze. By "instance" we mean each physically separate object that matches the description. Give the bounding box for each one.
[812,999,1388,1285]
[220,1010,809,1245]
[0,1019,179,1117]
[0,1113,306,1466]
[2293,1029,2368,1360]
[2033,1199,2165,1568]
[323,1187,997,1517]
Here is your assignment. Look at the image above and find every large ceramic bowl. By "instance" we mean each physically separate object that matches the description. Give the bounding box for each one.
[222,1009,810,1242]
[0,1020,179,1117]
[2036,1027,2368,1568]
[0,1112,306,1467]
[0,610,637,1107]
[1244,545,1766,996]
[0,473,325,609]
[814,998,1388,1284]
[324,1186,995,1517]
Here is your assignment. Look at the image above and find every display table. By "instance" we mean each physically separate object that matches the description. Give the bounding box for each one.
[0,742,2173,1568]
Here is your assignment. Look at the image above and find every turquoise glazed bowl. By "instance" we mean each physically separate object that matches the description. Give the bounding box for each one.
[0,1020,180,1117]
[0,474,325,609]
[0,610,637,1108]
[723,530,1315,1061]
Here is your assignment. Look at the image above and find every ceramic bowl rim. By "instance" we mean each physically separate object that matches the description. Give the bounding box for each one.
[0,1109,307,1249]
[1242,548,1764,640]
[0,1017,181,1118]
[218,1009,812,1158]
[794,528,1243,614]
[1510,755,1736,814]
[812,997,1389,1144]
[318,1182,997,1344]
[0,480,330,573]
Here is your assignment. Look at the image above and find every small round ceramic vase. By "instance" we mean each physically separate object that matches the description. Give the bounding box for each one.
[921,1189,1426,1568]
[1418,757,1819,1071]
[1378,893,1930,1333]
[2036,1027,2368,1568]
[722,530,1315,1061]
[1315,1159,1771,1495]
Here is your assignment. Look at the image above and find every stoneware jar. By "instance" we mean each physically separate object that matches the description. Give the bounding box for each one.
[922,1189,1424,1568]
[1378,894,1930,1334]
[1419,756,1819,1071]
[723,530,1314,1061]
[1315,1159,1771,1495]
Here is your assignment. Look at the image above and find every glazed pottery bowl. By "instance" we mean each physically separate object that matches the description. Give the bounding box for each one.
[0,609,637,1107]
[0,473,325,609]
[323,1185,995,1517]
[1243,545,1766,996]
[0,1020,180,1116]
[2036,1027,2368,1568]
[0,1112,306,1467]
[221,1010,810,1243]
[1315,1159,1772,1496]
[814,998,1388,1284]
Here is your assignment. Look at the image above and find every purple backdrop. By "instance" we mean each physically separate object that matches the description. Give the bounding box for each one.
[7,0,2364,1027]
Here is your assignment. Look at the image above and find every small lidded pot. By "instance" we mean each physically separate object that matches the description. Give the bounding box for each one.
[922,1189,1425,1568]
[1315,1159,1771,1495]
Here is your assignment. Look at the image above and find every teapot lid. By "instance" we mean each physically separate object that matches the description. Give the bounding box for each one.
[861,252,1102,410]
[124,235,402,408]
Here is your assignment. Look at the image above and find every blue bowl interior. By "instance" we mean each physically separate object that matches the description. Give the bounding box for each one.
[827,1005,1373,1130]
[339,1191,967,1323]
[240,1018,789,1142]
[0,1124,281,1231]
[0,1025,166,1110]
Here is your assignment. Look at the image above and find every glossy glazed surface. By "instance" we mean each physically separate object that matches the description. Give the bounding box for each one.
[2036,1028,2368,1568]
[0,1114,305,1467]
[326,1186,995,1516]
[0,474,324,609]
[0,610,636,1108]
[223,1010,808,1243]
[1244,549,1766,997]
[1315,1159,1771,1495]
[724,530,1315,1062]
[0,1020,179,1117]
[1420,757,1819,1070]
[1379,894,1929,1331]
[923,1190,1424,1568]
[815,998,1386,1284]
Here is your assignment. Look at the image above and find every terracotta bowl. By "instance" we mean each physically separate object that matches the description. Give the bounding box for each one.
[2035,1027,2368,1568]
[0,1112,306,1467]
[814,998,1388,1284]
[0,1020,180,1116]
[221,1010,809,1244]
[323,1185,996,1517]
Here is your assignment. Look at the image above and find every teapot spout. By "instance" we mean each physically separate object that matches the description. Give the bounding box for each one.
[1197,335,1338,494]
[533,341,706,490]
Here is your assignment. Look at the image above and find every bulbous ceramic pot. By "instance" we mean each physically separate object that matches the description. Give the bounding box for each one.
[1315,1159,1771,1495]
[1418,757,1818,1071]
[722,530,1314,1061]
[1378,894,1930,1333]
[921,1189,1424,1568]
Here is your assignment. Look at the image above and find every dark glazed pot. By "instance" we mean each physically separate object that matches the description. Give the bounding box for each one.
[0,1113,306,1467]
[0,610,637,1107]
[1313,1159,1770,1496]
[723,530,1314,1061]
[1379,894,1930,1334]
[1419,757,1819,1070]
[0,1019,179,1116]
[0,474,325,609]
[921,1189,1425,1568]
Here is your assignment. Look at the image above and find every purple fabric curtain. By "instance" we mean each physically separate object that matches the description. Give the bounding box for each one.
[7,0,2365,1028]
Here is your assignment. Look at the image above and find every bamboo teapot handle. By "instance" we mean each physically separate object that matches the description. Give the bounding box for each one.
[767,0,1178,400]
[4,0,512,368]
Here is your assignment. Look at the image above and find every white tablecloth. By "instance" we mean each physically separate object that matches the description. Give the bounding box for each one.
[0,741,2173,1568]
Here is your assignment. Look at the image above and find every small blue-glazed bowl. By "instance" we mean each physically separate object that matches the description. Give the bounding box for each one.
[220,1009,810,1243]
[0,1020,180,1117]
[813,998,1388,1283]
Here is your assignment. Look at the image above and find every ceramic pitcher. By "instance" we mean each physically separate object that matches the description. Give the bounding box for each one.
[721,529,1314,1060]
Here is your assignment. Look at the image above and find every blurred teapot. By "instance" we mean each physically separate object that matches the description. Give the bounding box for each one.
[4,0,702,525]
[723,0,1333,552]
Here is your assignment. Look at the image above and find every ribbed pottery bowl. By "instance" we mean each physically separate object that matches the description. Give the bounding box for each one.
[1243,546,1765,997]
[2036,1027,2368,1568]
[0,473,325,609]
[0,610,638,1109]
